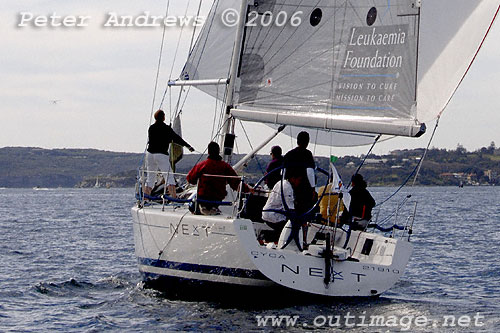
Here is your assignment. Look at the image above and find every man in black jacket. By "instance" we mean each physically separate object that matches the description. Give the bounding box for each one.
[145,110,194,198]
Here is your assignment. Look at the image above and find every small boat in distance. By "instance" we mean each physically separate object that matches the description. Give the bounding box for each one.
[33,186,50,191]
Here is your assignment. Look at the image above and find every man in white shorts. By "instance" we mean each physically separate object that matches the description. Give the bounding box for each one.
[145,110,194,198]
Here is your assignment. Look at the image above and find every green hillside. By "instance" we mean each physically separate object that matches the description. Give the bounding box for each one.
[0,144,498,188]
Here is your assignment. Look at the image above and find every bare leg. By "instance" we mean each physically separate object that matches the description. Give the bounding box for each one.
[167,185,177,198]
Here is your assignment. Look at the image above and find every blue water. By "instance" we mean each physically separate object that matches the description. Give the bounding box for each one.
[0,187,498,332]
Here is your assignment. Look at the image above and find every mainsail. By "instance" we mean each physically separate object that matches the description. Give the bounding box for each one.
[181,0,499,139]
[233,0,421,137]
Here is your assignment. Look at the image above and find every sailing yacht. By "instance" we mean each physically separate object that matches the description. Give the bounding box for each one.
[131,0,499,296]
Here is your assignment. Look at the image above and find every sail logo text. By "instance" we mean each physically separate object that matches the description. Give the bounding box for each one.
[349,27,407,46]
[344,50,403,69]
[342,25,409,70]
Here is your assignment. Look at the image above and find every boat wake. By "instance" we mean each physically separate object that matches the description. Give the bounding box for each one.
[32,273,137,298]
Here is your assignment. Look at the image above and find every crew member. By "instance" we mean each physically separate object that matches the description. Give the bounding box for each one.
[145,110,195,198]
[342,173,376,230]
[187,142,250,215]
[283,131,317,217]
[265,145,283,189]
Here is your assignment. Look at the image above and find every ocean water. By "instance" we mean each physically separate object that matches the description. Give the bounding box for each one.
[0,187,498,332]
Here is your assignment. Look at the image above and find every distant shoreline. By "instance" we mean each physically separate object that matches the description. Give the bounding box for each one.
[1,146,498,188]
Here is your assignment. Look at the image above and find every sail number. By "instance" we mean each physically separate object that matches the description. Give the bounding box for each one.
[246,11,303,27]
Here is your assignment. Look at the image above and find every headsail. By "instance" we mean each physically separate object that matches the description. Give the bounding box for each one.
[181,0,239,99]
[417,0,500,121]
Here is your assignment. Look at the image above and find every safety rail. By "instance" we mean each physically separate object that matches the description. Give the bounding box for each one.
[371,198,417,241]
[136,168,248,218]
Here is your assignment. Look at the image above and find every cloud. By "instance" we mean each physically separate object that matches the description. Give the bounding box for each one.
[0,1,499,156]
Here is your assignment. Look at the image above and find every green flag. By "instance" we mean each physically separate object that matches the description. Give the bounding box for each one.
[330,155,338,163]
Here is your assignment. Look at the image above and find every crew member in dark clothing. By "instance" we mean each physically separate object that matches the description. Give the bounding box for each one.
[265,145,284,189]
[283,131,316,210]
[145,110,194,198]
[342,173,376,230]
[283,131,317,249]
[187,142,251,215]
[283,131,315,182]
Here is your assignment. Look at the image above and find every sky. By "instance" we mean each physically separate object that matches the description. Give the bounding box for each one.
[1,1,499,158]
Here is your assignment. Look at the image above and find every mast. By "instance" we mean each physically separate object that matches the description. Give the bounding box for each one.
[220,0,249,163]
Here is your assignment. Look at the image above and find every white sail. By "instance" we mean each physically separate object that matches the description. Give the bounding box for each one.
[280,126,382,147]
[232,0,422,137]
[417,0,500,121]
[181,0,499,139]
[181,0,239,99]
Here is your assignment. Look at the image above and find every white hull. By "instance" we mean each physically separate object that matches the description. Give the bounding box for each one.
[131,205,274,288]
[131,204,413,296]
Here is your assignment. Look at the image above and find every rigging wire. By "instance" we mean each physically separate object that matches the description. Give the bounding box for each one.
[345,134,381,190]
[191,116,232,167]
[158,0,197,120]
[167,0,192,81]
[188,0,204,53]
[313,130,319,157]
[210,84,220,140]
[412,117,440,187]
[169,0,204,121]
[148,0,171,126]
[138,0,171,172]
[376,117,440,207]
[157,210,191,259]
[238,120,266,174]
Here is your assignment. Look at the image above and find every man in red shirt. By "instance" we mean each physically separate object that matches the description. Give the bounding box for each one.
[187,142,250,215]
